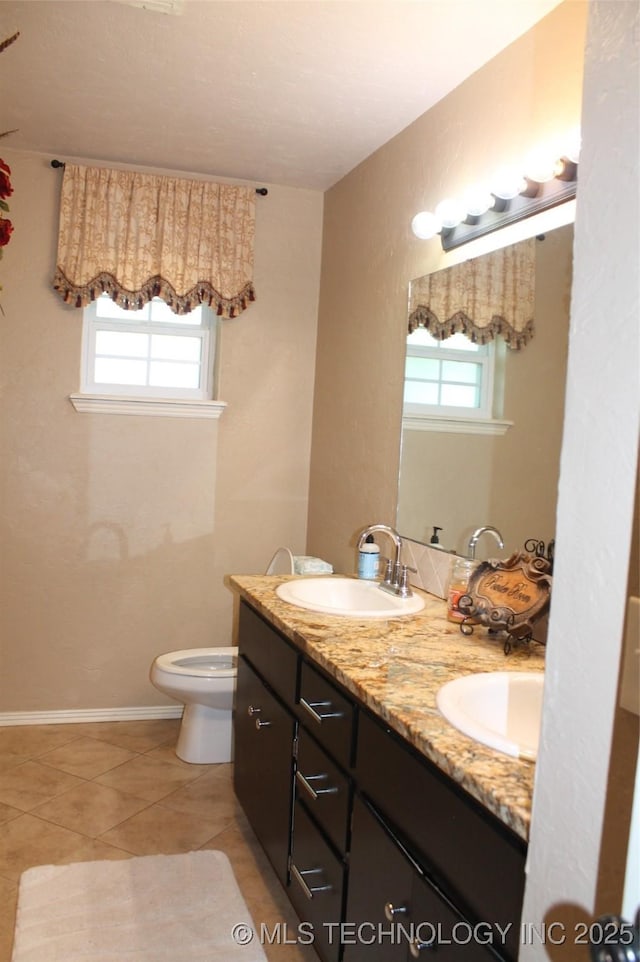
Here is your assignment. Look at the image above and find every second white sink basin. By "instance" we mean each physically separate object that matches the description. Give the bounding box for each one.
[436,671,544,761]
[275,576,425,618]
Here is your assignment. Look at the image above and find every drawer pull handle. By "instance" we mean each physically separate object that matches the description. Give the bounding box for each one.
[296,770,339,801]
[409,934,435,956]
[247,705,261,717]
[384,902,408,922]
[291,864,332,900]
[255,718,272,730]
[299,697,344,725]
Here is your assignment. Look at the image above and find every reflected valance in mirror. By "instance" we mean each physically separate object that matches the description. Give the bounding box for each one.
[408,237,535,350]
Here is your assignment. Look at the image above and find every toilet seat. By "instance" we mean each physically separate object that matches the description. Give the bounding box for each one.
[154,647,237,678]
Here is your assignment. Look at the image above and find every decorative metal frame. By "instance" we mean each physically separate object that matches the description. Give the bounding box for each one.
[458,550,553,654]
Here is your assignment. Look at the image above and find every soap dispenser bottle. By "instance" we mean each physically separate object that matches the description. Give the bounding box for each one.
[430,526,443,548]
[358,534,380,580]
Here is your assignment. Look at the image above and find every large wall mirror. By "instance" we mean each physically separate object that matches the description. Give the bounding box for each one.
[397,223,573,561]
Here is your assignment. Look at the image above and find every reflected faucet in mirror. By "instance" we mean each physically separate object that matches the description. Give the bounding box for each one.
[468,525,504,560]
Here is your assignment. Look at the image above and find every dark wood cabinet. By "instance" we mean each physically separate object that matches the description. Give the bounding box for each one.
[297,660,356,771]
[346,797,505,961]
[295,727,351,854]
[292,658,353,962]
[233,654,296,886]
[233,600,527,962]
[290,801,346,962]
[355,711,526,962]
[238,601,298,702]
[343,797,414,962]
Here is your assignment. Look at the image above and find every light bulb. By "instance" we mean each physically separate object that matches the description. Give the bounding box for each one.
[435,198,465,230]
[462,185,493,218]
[524,147,558,184]
[491,166,526,200]
[411,211,441,240]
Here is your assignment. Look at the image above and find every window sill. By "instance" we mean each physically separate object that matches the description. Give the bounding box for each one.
[69,394,227,420]
[402,414,513,436]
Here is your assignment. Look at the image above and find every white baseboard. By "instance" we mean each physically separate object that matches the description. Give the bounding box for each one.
[0,705,183,727]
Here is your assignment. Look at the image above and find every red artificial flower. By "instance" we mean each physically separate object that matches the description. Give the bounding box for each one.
[0,170,12,200]
[0,158,11,200]
[0,217,13,246]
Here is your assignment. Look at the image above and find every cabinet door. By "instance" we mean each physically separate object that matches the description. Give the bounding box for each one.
[356,710,525,961]
[234,655,296,886]
[346,798,500,962]
[344,797,413,962]
[409,862,501,961]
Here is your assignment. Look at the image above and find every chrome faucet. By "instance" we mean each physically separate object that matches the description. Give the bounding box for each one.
[467,525,504,560]
[357,524,415,597]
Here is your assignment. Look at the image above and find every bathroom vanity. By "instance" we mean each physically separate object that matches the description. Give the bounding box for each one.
[229,575,545,962]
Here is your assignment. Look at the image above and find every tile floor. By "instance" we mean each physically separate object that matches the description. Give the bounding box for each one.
[0,719,317,962]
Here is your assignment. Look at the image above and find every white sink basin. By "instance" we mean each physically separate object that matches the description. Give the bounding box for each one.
[275,576,425,618]
[436,671,544,761]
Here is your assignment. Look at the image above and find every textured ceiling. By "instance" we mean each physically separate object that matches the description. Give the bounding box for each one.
[0,0,561,190]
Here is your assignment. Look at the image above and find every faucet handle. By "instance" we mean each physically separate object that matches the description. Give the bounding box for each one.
[399,564,417,596]
[380,557,394,584]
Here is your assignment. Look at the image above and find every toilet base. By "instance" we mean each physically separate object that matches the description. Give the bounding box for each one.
[176,703,234,764]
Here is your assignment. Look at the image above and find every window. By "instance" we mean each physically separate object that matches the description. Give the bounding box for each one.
[404,328,495,416]
[82,295,217,399]
[403,328,510,435]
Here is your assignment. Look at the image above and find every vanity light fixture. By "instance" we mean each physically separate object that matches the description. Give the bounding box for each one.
[412,132,580,251]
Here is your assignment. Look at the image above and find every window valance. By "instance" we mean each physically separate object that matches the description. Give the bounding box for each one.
[53,164,256,317]
[408,237,535,349]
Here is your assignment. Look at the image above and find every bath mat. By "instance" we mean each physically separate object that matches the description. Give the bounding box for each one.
[12,850,267,961]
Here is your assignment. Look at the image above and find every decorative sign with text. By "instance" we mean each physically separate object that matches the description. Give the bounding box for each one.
[459,551,552,648]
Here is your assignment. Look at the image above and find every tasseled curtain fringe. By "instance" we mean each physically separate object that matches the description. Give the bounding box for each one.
[407,306,534,350]
[53,269,256,319]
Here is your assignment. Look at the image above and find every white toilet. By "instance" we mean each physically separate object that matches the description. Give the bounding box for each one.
[149,547,295,764]
[150,648,238,764]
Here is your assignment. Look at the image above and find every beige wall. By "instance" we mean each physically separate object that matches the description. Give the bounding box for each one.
[307,0,587,574]
[0,152,323,712]
[397,225,572,558]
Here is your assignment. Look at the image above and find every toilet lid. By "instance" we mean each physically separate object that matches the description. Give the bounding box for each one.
[265,546,295,575]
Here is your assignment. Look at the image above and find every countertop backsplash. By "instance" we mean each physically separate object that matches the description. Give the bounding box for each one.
[402,538,454,599]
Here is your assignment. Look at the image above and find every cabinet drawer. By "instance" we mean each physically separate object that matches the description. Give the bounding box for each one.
[345,797,499,961]
[297,660,355,769]
[356,710,525,962]
[295,727,351,854]
[239,601,298,705]
[290,800,345,962]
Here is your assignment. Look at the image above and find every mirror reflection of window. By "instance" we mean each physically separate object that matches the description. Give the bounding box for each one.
[404,328,496,420]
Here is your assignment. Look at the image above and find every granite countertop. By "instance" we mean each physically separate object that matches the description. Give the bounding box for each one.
[228,574,546,842]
